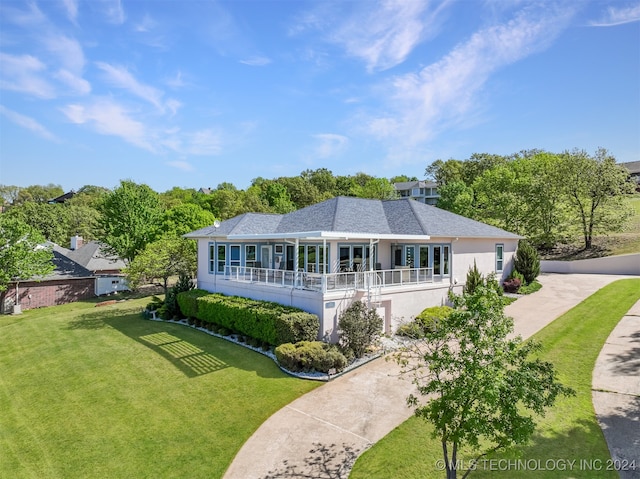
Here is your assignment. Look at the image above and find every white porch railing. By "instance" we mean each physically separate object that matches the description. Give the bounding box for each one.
[224,266,434,293]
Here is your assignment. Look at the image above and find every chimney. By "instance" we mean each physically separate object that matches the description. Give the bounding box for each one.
[70,235,84,250]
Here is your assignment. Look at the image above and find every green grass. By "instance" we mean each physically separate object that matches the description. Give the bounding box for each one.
[0,297,319,479]
[351,278,640,479]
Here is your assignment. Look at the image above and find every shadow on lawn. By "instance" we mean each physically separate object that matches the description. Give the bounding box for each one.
[264,442,362,479]
[67,306,286,380]
[465,416,625,479]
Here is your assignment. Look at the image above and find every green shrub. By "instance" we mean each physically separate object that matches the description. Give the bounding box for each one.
[177,289,209,318]
[338,301,383,359]
[508,269,526,285]
[397,306,453,338]
[519,280,542,295]
[465,260,483,295]
[193,293,319,346]
[514,240,540,285]
[146,296,164,311]
[275,341,348,373]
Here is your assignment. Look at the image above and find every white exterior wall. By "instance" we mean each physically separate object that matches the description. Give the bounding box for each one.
[95,276,129,296]
[194,236,519,342]
[541,253,640,275]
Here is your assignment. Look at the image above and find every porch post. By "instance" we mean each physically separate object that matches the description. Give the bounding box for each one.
[294,237,299,287]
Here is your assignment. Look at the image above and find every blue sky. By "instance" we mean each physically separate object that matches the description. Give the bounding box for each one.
[1,0,639,193]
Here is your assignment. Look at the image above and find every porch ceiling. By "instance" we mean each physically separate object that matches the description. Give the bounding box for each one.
[226,231,431,241]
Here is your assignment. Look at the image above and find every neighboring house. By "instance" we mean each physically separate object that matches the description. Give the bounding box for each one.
[198,187,213,195]
[0,237,129,313]
[185,196,520,340]
[393,180,440,205]
[621,161,640,191]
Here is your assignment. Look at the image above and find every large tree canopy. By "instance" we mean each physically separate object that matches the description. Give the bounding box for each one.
[0,216,54,292]
[98,180,164,263]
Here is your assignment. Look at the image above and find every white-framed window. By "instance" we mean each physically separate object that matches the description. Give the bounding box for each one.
[216,244,226,273]
[496,244,504,272]
[275,244,284,254]
[245,245,257,267]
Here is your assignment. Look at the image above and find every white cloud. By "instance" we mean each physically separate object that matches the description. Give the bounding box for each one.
[104,0,125,24]
[166,160,195,172]
[134,13,157,32]
[166,71,187,89]
[61,0,78,24]
[61,98,153,151]
[363,5,575,146]
[312,133,349,158]
[54,69,91,95]
[590,4,640,27]
[239,56,272,66]
[2,1,46,27]
[186,129,222,155]
[0,52,55,98]
[294,0,452,72]
[0,104,58,141]
[96,62,175,113]
[44,33,85,74]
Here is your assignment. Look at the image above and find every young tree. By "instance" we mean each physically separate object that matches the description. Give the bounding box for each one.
[98,180,164,263]
[559,148,635,249]
[338,301,383,358]
[124,236,197,296]
[464,260,483,294]
[396,285,573,479]
[514,240,540,285]
[0,216,54,292]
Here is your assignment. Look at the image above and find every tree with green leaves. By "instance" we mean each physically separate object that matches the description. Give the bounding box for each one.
[98,180,164,263]
[338,300,383,358]
[464,260,483,294]
[436,181,475,218]
[559,148,635,249]
[514,240,540,284]
[354,177,398,200]
[0,216,54,293]
[162,203,215,236]
[5,202,71,245]
[124,236,196,296]
[396,285,573,479]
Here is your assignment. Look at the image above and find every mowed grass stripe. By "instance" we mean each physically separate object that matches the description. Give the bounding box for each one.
[0,298,319,479]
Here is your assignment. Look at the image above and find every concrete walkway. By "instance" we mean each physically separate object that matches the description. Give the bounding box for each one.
[592,300,640,479]
[223,273,636,479]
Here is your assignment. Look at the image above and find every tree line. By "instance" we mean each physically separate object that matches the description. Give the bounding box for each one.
[429,148,635,250]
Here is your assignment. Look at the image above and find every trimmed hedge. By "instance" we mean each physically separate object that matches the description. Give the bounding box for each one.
[275,341,348,373]
[397,305,453,338]
[176,289,209,318]
[177,291,320,346]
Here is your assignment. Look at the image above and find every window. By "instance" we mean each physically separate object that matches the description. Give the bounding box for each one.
[392,245,403,268]
[433,246,441,275]
[209,244,216,273]
[496,244,504,272]
[412,187,420,196]
[245,245,256,267]
[405,246,415,267]
[217,245,226,273]
[419,246,429,269]
[275,244,283,254]
[230,245,240,268]
[443,245,450,276]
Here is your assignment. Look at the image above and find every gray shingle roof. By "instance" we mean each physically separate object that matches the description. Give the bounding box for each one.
[185,197,521,240]
[66,241,127,272]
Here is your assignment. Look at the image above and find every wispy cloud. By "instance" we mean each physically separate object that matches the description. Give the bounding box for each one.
[54,69,91,95]
[0,52,55,98]
[239,56,272,66]
[2,1,46,27]
[311,133,349,159]
[166,160,195,172]
[101,0,125,25]
[362,5,575,146]
[590,4,640,27]
[61,98,153,151]
[185,129,222,155]
[166,71,187,89]
[96,62,177,113]
[44,33,85,73]
[293,0,452,72]
[61,0,78,24]
[134,13,157,33]
[0,104,59,141]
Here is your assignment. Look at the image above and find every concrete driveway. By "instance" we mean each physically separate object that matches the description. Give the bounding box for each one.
[223,273,637,479]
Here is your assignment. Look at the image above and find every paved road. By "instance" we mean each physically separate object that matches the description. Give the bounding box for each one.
[223,273,637,479]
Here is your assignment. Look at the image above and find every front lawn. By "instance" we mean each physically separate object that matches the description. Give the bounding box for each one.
[0,297,319,478]
[351,278,640,479]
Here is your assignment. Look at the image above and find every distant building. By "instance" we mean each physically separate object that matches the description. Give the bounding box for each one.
[0,236,129,313]
[620,161,640,191]
[393,180,440,205]
[48,190,76,204]
[198,187,213,195]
